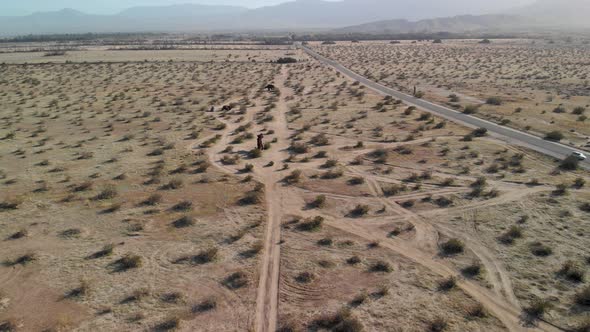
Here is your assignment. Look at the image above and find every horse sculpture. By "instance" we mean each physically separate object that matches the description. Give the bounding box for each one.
[265,84,276,92]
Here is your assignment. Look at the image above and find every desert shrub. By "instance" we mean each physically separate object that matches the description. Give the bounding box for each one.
[573,106,586,115]
[223,271,248,289]
[437,277,457,291]
[486,97,502,105]
[471,177,487,188]
[552,183,569,196]
[311,308,363,332]
[574,178,586,188]
[463,105,478,114]
[462,262,482,277]
[382,184,405,197]
[498,226,523,244]
[370,260,392,273]
[545,131,564,141]
[283,170,302,184]
[530,242,553,257]
[575,286,590,306]
[193,248,218,264]
[573,319,590,332]
[160,291,183,304]
[8,229,28,240]
[95,185,118,200]
[322,159,338,168]
[242,164,254,173]
[277,57,297,64]
[318,238,333,246]
[314,150,328,159]
[471,127,488,137]
[161,179,183,190]
[350,291,368,307]
[321,169,343,179]
[560,155,579,170]
[61,228,82,238]
[5,252,37,266]
[89,244,115,259]
[221,154,240,165]
[289,142,309,154]
[558,261,585,282]
[239,190,263,205]
[0,319,18,332]
[142,194,162,206]
[524,298,552,318]
[73,181,93,192]
[435,196,454,207]
[441,239,464,255]
[465,303,486,319]
[349,204,369,217]
[428,317,447,332]
[171,200,192,211]
[66,280,91,298]
[277,317,300,332]
[192,297,217,313]
[310,133,330,146]
[346,255,361,265]
[113,254,142,271]
[297,216,324,232]
[309,195,326,208]
[401,200,415,208]
[295,271,315,283]
[248,149,262,159]
[348,177,365,185]
[172,216,194,228]
[581,202,590,213]
[154,316,181,331]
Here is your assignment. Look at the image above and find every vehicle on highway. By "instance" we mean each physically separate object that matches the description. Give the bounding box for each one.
[571,151,587,160]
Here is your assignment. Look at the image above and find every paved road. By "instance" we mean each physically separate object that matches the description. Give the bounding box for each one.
[301,45,590,171]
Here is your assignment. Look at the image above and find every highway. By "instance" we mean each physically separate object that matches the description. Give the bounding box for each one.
[301,45,590,171]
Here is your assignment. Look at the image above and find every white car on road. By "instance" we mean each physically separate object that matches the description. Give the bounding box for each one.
[571,151,587,161]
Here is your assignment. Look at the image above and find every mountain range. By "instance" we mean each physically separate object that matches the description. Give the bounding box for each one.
[0,0,588,37]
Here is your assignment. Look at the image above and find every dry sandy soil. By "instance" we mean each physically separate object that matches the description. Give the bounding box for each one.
[310,39,590,149]
[1,46,589,332]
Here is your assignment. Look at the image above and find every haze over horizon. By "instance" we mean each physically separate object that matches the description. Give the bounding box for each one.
[2,0,536,16]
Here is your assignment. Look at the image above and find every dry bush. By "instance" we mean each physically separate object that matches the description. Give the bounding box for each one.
[440,239,464,255]
[297,216,324,232]
[308,195,326,209]
[192,297,217,313]
[558,261,585,283]
[437,276,457,291]
[428,317,448,332]
[172,216,194,228]
[223,271,248,289]
[112,254,142,271]
[5,252,37,266]
[370,260,392,273]
[575,286,590,306]
[311,308,363,332]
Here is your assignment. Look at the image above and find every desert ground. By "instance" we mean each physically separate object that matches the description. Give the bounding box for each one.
[0,41,589,332]
[310,39,590,149]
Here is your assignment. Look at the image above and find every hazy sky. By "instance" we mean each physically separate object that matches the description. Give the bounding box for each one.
[2,0,536,16]
[2,0,287,15]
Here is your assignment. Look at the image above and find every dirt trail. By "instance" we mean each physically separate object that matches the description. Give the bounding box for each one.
[196,64,562,332]
[198,66,291,332]
[252,67,292,332]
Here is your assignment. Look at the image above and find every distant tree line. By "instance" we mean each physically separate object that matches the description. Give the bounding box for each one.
[0,32,162,43]
[295,32,518,42]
